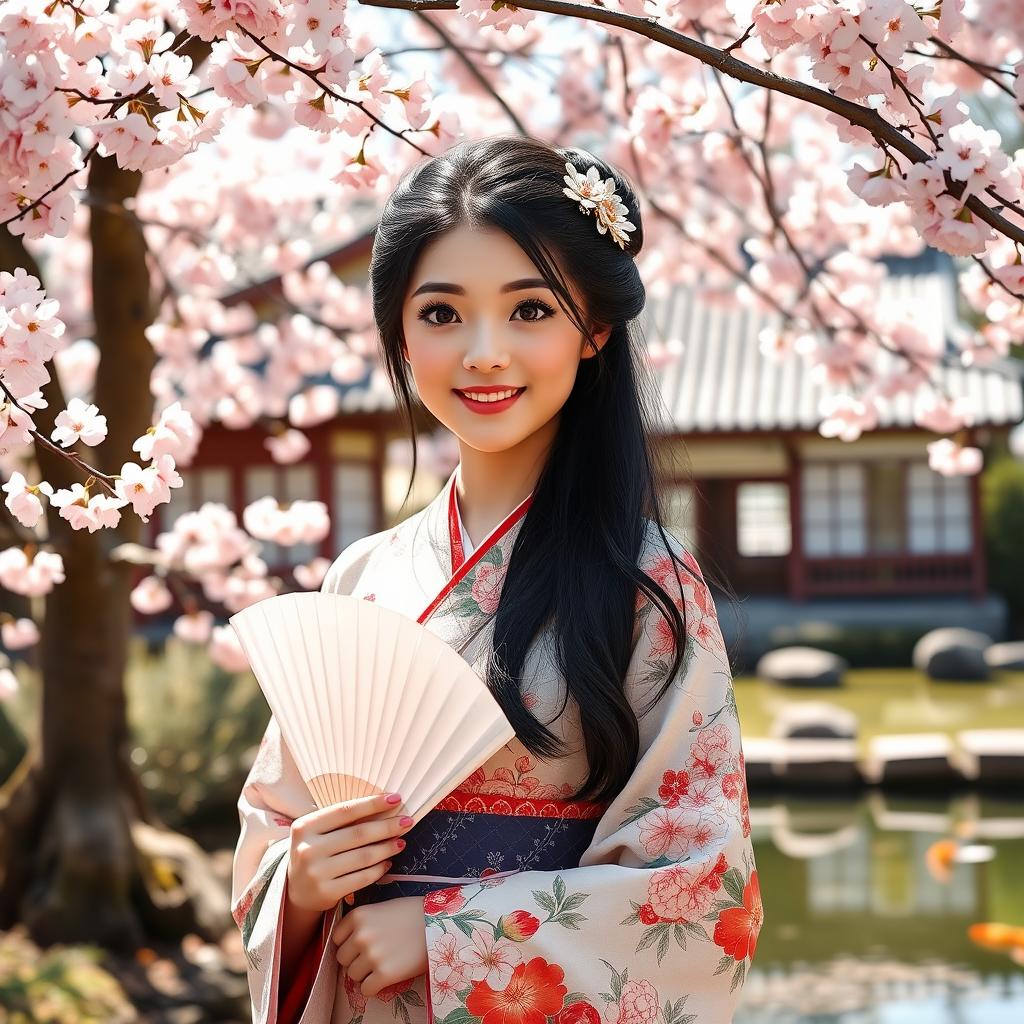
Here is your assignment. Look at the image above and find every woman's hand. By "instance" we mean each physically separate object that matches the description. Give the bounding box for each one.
[286,793,415,913]
[333,895,429,997]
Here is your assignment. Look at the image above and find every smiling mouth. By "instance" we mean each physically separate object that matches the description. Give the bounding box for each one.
[453,387,526,403]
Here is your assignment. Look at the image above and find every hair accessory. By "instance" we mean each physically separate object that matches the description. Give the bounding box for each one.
[562,161,636,250]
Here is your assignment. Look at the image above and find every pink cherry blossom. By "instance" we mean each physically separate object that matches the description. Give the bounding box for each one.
[935,121,1010,197]
[430,933,470,998]
[264,427,310,463]
[49,483,127,532]
[0,546,64,596]
[457,0,536,33]
[51,397,107,447]
[115,462,169,520]
[173,609,214,645]
[921,197,993,256]
[846,162,906,206]
[914,393,974,434]
[209,624,253,673]
[1,616,38,650]
[0,393,44,458]
[145,51,196,109]
[927,438,982,477]
[208,44,270,108]
[293,556,331,590]
[133,401,198,463]
[818,393,880,442]
[288,384,340,427]
[1,470,48,527]
[130,575,174,614]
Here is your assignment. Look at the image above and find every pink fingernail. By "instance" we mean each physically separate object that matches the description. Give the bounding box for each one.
[399,815,414,826]
[385,793,402,804]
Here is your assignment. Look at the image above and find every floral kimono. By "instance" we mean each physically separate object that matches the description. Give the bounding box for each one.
[231,466,762,1024]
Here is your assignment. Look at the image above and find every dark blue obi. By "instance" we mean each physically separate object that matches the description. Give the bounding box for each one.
[351,788,611,907]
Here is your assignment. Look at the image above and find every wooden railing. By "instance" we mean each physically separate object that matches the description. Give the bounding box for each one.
[802,554,977,596]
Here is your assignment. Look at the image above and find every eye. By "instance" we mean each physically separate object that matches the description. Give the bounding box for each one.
[413,298,557,328]
[511,299,556,322]
[415,301,460,327]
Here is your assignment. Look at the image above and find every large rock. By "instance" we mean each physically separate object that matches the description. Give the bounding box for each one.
[769,701,858,740]
[912,628,992,681]
[756,646,848,688]
[984,641,1024,672]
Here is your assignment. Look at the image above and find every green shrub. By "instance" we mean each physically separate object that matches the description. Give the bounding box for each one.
[0,929,134,1023]
[766,621,926,668]
[982,455,1024,628]
[125,634,270,841]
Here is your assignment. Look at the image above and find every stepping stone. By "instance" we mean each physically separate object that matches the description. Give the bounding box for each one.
[954,729,1024,788]
[864,733,965,788]
[741,738,787,790]
[774,738,863,791]
[770,701,858,740]
[912,628,991,681]
[756,646,848,688]
[984,641,1024,672]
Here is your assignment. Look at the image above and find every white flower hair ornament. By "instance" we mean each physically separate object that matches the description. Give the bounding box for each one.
[562,161,636,251]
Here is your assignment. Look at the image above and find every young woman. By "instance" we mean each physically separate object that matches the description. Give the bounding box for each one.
[231,135,762,1024]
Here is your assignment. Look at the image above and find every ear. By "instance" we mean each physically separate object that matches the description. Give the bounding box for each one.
[580,323,612,360]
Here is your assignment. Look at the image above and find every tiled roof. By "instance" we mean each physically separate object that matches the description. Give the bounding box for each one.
[641,250,1024,433]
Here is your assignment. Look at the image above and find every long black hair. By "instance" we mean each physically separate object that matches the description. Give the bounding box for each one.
[370,135,717,803]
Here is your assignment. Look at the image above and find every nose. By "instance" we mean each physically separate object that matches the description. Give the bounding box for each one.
[463,321,511,372]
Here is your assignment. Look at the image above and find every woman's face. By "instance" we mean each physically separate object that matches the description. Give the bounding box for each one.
[400,223,609,454]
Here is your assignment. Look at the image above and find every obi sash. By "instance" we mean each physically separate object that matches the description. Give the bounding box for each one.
[280,788,610,1024]
[351,787,610,907]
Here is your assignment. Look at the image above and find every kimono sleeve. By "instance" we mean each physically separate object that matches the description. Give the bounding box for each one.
[230,712,340,1024]
[230,528,391,1022]
[420,539,762,1024]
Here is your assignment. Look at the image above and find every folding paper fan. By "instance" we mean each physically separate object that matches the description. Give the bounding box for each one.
[229,591,515,824]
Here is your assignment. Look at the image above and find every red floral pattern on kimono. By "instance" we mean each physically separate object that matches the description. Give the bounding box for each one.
[230,466,761,1024]
[420,531,759,1024]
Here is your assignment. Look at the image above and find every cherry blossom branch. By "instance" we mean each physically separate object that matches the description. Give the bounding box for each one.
[236,27,432,157]
[985,186,1024,222]
[970,254,1024,303]
[860,36,940,148]
[699,49,897,376]
[611,41,830,354]
[410,11,528,134]
[0,376,119,496]
[0,143,98,230]
[927,36,1018,100]
[2,32,212,232]
[354,0,1024,247]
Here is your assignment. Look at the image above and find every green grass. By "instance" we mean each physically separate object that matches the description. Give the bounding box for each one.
[733,667,1024,756]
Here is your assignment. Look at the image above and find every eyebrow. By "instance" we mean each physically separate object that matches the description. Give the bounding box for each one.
[409,277,552,298]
